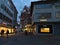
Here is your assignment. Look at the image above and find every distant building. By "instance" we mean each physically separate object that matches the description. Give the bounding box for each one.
[20,6,32,32]
[0,0,18,33]
[31,0,60,35]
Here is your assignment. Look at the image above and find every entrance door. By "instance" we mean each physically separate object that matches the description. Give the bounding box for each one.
[38,25,52,33]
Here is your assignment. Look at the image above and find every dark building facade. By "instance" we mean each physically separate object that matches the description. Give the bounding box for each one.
[31,0,60,35]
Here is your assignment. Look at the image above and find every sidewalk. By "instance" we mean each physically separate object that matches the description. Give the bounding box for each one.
[0,33,16,45]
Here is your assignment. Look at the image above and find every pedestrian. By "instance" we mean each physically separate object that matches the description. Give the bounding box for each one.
[6,30,9,38]
[1,30,4,37]
[25,30,28,35]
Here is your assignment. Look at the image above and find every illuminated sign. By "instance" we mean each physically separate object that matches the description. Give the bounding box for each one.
[40,19,47,21]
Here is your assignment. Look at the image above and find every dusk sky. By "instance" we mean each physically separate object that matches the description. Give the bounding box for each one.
[12,0,39,22]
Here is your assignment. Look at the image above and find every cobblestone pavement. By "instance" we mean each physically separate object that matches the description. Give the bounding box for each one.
[0,32,60,45]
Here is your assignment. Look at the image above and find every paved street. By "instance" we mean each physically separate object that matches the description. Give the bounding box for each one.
[0,32,60,45]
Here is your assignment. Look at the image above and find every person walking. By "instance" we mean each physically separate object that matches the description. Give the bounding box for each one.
[6,30,9,38]
[1,30,4,37]
[25,30,28,35]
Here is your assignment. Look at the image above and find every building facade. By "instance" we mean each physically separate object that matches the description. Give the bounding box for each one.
[20,6,32,32]
[0,0,18,33]
[31,1,60,35]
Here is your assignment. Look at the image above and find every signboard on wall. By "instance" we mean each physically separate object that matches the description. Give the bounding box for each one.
[40,19,47,21]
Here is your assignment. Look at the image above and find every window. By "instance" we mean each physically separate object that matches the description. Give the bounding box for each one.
[37,13,51,19]
[1,4,6,10]
[38,25,52,33]
[41,28,50,32]
[55,3,60,8]
[0,13,12,23]
[56,12,60,18]
[35,4,52,9]
[1,4,13,17]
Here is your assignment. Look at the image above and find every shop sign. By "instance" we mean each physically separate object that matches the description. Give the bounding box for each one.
[40,19,47,21]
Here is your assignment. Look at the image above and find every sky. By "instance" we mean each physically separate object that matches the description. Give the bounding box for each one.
[12,0,39,22]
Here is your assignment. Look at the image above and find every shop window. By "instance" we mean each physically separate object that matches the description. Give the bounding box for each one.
[40,28,50,32]
[38,25,52,33]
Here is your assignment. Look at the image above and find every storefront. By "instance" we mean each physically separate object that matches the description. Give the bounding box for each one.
[34,22,60,35]
[0,24,15,34]
[38,24,52,34]
[24,24,32,32]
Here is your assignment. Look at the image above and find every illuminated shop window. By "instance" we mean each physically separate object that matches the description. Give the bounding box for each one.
[0,27,14,33]
[40,28,50,32]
